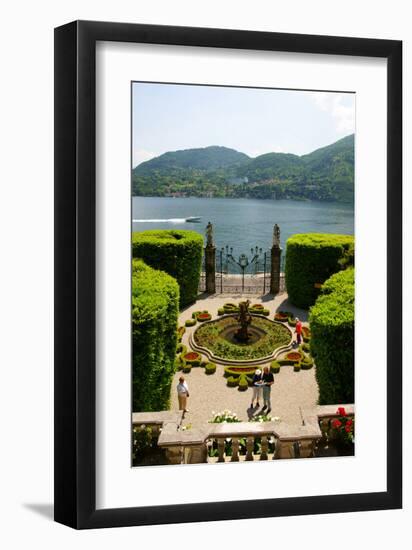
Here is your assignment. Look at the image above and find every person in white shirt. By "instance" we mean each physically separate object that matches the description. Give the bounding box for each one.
[176,376,190,412]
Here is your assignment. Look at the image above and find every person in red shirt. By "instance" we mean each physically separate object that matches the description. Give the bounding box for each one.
[295,317,302,345]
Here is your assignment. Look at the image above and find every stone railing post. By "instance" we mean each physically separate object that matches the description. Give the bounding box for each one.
[270,223,282,295]
[204,221,216,294]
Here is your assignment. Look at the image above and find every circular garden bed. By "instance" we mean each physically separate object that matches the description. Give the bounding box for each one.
[193,315,291,361]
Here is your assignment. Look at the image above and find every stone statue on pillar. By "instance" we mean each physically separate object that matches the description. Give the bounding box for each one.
[206,221,214,247]
[273,223,281,248]
[270,224,282,294]
[204,222,216,294]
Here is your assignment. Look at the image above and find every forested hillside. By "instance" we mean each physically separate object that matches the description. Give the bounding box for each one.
[132,135,354,203]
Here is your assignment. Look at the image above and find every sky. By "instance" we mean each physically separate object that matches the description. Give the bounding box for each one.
[132,82,355,168]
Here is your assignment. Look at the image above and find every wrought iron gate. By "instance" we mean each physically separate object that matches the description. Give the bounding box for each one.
[215,245,272,294]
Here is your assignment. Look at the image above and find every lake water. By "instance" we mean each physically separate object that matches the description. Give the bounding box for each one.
[132,197,354,253]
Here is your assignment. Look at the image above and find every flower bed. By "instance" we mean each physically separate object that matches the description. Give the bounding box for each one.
[194,316,291,361]
[209,410,241,423]
[182,351,202,366]
[274,311,289,322]
[197,312,212,322]
[224,366,257,377]
[286,351,302,361]
[302,326,311,341]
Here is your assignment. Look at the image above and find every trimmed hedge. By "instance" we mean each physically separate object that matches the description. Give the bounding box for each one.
[285,233,355,309]
[205,362,217,375]
[238,374,249,391]
[309,267,354,404]
[132,229,203,308]
[132,259,179,412]
[185,318,196,327]
[176,343,187,355]
[182,351,202,366]
[271,360,280,374]
[224,366,257,378]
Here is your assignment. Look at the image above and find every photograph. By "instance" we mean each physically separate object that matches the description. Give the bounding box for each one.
[131,82,355,466]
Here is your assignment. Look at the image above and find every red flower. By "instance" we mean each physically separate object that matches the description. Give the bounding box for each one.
[332,419,342,429]
[346,419,353,427]
[345,425,352,433]
[337,407,347,416]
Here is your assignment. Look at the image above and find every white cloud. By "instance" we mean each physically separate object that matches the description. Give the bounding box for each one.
[133,149,158,167]
[308,92,355,135]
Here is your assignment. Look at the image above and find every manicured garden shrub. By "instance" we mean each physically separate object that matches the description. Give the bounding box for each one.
[270,360,280,374]
[132,229,203,308]
[277,358,299,366]
[223,303,239,314]
[132,259,179,412]
[285,233,355,309]
[176,343,187,355]
[309,268,354,404]
[302,326,311,342]
[185,318,196,327]
[300,342,310,354]
[286,351,302,362]
[182,364,192,374]
[182,351,202,366]
[288,315,297,327]
[217,308,225,316]
[177,326,186,342]
[224,366,257,378]
[274,311,290,322]
[300,355,314,370]
[227,376,239,387]
[197,311,212,322]
[293,364,301,372]
[238,375,249,391]
[205,362,217,375]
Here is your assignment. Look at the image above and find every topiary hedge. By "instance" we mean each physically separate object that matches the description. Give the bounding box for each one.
[132,229,203,308]
[309,267,354,404]
[132,259,179,412]
[285,233,355,309]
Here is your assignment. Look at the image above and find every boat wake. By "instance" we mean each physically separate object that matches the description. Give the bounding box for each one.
[133,217,201,223]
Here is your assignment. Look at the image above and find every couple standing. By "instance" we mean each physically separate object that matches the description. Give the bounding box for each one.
[250,366,274,412]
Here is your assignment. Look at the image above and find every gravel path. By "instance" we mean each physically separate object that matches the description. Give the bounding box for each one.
[170,292,319,428]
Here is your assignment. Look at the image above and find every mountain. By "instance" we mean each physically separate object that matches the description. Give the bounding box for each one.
[136,145,250,174]
[132,135,354,203]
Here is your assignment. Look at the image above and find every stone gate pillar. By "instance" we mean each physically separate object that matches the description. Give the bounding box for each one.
[270,224,282,295]
[205,221,216,294]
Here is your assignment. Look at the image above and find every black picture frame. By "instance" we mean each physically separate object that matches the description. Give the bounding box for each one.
[54,20,402,529]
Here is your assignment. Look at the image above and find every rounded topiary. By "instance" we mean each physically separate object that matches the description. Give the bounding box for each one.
[185,318,196,327]
[227,376,239,387]
[224,366,257,378]
[132,229,203,308]
[205,362,216,375]
[217,308,225,316]
[132,260,179,412]
[285,233,355,309]
[238,375,249,391]
[182,364,192,374]
[182,351,202,366]
[270,360,280,374]
[197,312,212,322]
[300,357,314,370]
[176,343,187,355]
[309,268,354,404]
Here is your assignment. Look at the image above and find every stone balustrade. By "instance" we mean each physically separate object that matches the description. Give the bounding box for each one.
[132,405,354,465]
